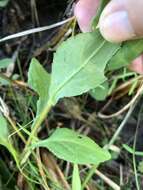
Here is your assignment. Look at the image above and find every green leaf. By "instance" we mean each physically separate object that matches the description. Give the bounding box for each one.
[28,58,50,115]
[92,0,143,71]
[0,115,19,167]
[32,128,111,165]
[72,164,81,190]
[0,58,12,69]
[108,38,143,70]
[0,114,10,147]
[49,31,120,104]
[90,81,109,101]
[138,161,143,173]
[0,0,9,7]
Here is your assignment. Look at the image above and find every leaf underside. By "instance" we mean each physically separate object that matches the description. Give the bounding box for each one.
[108,38,143,70]
[49,31,120,104]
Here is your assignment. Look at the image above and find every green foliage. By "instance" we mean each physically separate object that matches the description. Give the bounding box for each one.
[32,128,111,165]
[0,0,9,7]
[49,30,143,102]
[138,161,143,173]
[108,38,143,70]
[0,115,19,166]
[2,0,143,188]
[26,0,143,181]
[49,30,119,104]
[92,0,143,72]
[90,81,109,101]
[72,164,81,190]
[28,58,50,117]
[0,114,10,148]
[0,58,12,69]
[123,144,143,156]
[27,58,110,169]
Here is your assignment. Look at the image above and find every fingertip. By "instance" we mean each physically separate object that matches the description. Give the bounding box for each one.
[99,11,135,43]
[99,0,143,42]
[74,0,99,32]
[74,0,91,32]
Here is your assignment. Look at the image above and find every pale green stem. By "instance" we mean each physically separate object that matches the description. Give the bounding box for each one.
[21,99,53,165]
[27,100,52,145]
[81,165,97,190]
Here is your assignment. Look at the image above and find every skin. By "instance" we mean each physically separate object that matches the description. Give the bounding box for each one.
[74,0,143,74]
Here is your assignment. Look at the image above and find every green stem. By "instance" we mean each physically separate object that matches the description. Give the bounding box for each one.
[21,99,53,165]
[27,100,52,145]
[81,165,97,190]
[8,143,20,168]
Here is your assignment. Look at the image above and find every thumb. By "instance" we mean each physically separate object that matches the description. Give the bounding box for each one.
[99,0,143,43]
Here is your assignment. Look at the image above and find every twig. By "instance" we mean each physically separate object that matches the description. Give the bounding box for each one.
[95,169,120,190]
[36,149,51,190]
[106,102,137,149]
[0,17,75,43]
[42,151,70,190]
[98,81,143,119]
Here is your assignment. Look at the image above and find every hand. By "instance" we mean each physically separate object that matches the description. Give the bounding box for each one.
[74,0,143,74]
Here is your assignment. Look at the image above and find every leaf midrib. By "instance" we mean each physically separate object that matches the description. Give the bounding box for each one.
[38,138,107,157]
[51,40,106,99]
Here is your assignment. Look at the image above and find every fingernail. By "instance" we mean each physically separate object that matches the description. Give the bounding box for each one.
[100,11,136,42]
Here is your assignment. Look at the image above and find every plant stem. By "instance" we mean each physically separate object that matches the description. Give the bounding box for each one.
[95,169,120,190]
[106,100,137,149]
[21,99,53,165]
[27,100,52,146]
[132,104,143,190]
[7,116,26,144]
[36,148,51,190]
[133,151,140,190]
[8,143,20,168]
[81,165,97,190]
